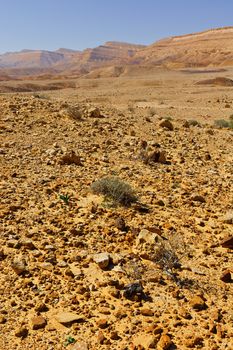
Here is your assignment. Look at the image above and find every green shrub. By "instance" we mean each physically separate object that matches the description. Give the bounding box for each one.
[59,193,70,205]
[214,119,233,128]
[91,176,138,206]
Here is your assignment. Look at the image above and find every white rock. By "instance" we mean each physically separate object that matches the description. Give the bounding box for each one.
[93,252,110,269]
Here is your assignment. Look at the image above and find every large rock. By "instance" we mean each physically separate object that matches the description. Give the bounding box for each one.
[55,312,85,325]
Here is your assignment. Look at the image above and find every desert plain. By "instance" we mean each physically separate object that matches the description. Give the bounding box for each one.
[0,28,233,350]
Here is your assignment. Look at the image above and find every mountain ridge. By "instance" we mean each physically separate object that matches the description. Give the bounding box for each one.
[1,26,233,77]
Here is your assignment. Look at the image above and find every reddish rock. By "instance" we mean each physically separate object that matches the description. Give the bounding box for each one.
[157,334,173,350]
[59,151,82,165]
[97,331,106,344]
[31,316,47,330]
[15,327,28,338]
[190,296,206,310]
[140,308,154,316]
[96,319,108,329]
[220,236,233,249]
[220,269,232,283]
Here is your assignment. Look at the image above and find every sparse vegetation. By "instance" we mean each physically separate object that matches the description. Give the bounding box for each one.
[64,336,76,346]
[59,193,70,205]
[188,119,200,127]
[214,118,233,128]
[154,241,180,277]
[163,115,173,121]
[91,176,138,206]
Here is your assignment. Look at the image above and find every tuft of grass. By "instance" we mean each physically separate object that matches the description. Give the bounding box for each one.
[91,176,138,207]
[59,193,70,205]
[64,336,76,347]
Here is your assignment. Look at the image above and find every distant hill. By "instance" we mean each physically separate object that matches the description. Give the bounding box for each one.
[133,26,233,68]
[1,27,233,78]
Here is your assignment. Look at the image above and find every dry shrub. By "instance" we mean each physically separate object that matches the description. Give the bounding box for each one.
[91,176,138,206]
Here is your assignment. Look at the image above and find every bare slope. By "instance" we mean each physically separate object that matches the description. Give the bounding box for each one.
[134,26,233,68]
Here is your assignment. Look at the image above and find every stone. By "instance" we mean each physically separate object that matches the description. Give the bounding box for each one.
[136,229,162,245]
[183,120,190,128]
[157,334,173,350]
[159,119,174,131]
[96,319,108,329]
[97,331,106,344]
[123,282,144,299]
[11,258,27,275]
[15,326,28,338]
[59,106,82,120]
[133,334,157,348]
[40,262,53,271]
[191,194,206,203]
[70,342,89,350]
[31,316,47,330]
[87,107,101,118]
[55,312,84,325]
[220,269,232,283]
[185,337,204,348]
[140,308,154,316]
[110,331,121,340]
[0,316,6,324]
[7,239,20,248]
[179,307,192,319]
[59,151,82,165]
[69,264,83,277]
[220,235,233,249]
[20,239,36,250]
[35,302,49,312]
[146,150,167,164]
[115,216,127,231]
[0,249,6,260]
[190,296,206,310]
[93,252,110,269]
[222,212,233,224]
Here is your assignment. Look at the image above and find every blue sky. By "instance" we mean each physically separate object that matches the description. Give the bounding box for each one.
[0,0,232,53]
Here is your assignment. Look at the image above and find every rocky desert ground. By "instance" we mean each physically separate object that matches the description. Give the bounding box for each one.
[1,60,233,350]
